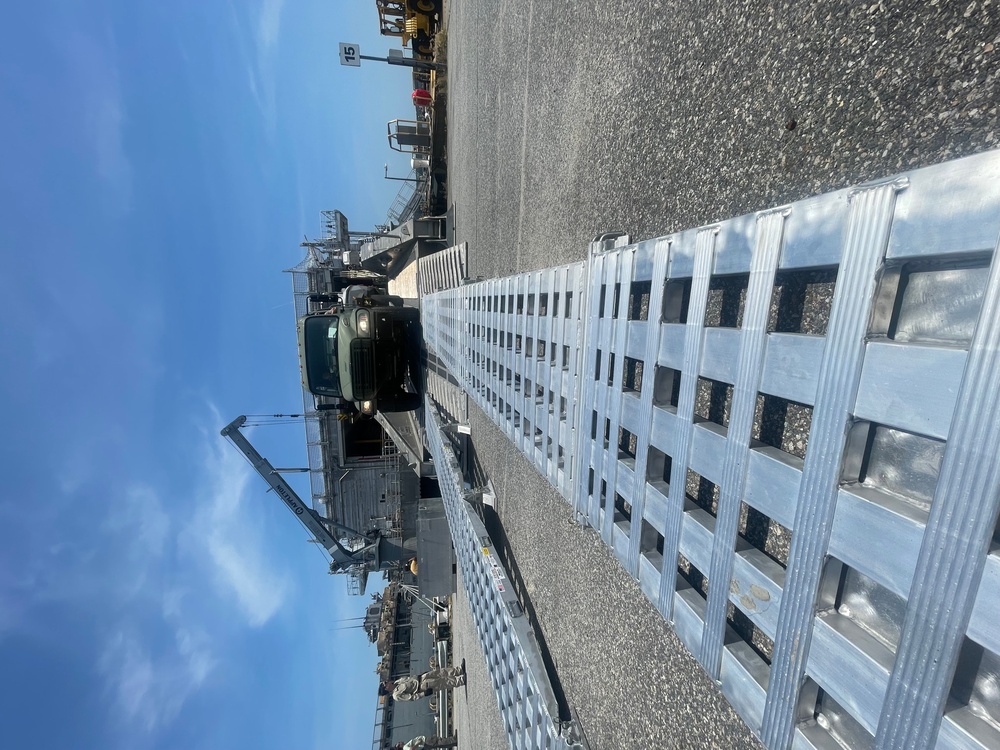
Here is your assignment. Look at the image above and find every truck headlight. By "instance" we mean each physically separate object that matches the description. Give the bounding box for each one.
[361,400,374,414]
[357,310,370,335]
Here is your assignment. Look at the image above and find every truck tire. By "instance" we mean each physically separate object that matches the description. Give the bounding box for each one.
[406,0,436,14]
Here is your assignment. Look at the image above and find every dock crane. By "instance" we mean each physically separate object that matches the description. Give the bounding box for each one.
[220,415,405,578]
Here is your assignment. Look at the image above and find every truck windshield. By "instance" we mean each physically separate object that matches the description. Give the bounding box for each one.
[303,316,342,397]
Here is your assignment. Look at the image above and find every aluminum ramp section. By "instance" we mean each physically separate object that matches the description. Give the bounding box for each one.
[419,242,469,296]
[422,262,590,500]
[421,150,1000,750]
[424,397,587,750]
[425,358,469,427]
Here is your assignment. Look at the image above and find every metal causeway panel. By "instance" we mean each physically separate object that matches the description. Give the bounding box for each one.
[702,208,788,678]
[761,178,907,748]
[418,242,469,296]
[575,248,606,521]
[625,237,672,585]
[424,263,590,501]
[422,150,1000,750]
[424,397,586,750]
[658,226,717,622]
[875,234,1000,749]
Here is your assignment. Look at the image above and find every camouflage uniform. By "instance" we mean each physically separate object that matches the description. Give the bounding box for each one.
[402,735,459,749]
[391,666,466,701]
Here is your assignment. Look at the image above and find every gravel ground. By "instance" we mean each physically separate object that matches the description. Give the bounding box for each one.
[442,1,1000,748]
[448,0,999,278]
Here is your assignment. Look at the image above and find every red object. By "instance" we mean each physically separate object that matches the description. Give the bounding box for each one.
[412,88,432,107]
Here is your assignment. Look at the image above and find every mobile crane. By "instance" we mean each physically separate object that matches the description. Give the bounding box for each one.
[375,0,437,59]
[220,415,405,577]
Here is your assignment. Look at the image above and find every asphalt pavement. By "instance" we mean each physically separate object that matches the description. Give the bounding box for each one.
[442,1,999,748]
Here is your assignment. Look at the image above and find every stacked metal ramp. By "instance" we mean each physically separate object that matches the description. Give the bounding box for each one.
[424,398,587,750]
[422,150,1000,750]
[419,242,469,296]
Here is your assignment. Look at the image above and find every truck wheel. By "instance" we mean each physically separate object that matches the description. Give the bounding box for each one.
[406,0,435,14]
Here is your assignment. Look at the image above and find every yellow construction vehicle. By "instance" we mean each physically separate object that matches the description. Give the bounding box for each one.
[375,0,438,59]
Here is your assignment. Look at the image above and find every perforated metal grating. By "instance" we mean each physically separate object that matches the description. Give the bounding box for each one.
[422,151,1000,750]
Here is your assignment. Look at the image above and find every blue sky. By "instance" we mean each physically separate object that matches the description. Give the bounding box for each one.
[0,1,417,748]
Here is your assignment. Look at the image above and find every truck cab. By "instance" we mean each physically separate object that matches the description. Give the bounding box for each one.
[297,288,421,416]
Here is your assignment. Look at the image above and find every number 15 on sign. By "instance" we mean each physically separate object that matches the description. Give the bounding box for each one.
[339,43,361,67]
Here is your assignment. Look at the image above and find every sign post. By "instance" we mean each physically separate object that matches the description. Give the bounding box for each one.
[339,42,361,67]
[338,42,446,71]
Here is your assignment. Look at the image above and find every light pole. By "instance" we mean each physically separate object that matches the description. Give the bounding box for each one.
[384,164,418,182]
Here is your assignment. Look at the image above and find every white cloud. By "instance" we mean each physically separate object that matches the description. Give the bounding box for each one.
[91,407,291,739]
[91,78,130,200]
[0,495,101,640]
[100,631,156,729]
[99,623,216,735]
[227,0,286,133]
[180,407,291,627]
[160,586,186,621]
[175,626,216,685]
[0,587,25,642]
[61,27,132,212]
[104,485,170,557]
[89,489,219,737]
[0,482,168,624]
[3,404,294,740]
[59,483,168,604]
[256,0,286,53]
[205,530,287,627]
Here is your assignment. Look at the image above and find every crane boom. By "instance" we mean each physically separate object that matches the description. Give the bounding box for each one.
[220,415,371,571]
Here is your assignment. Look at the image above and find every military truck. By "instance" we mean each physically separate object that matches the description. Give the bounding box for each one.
[297,286,421,416]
